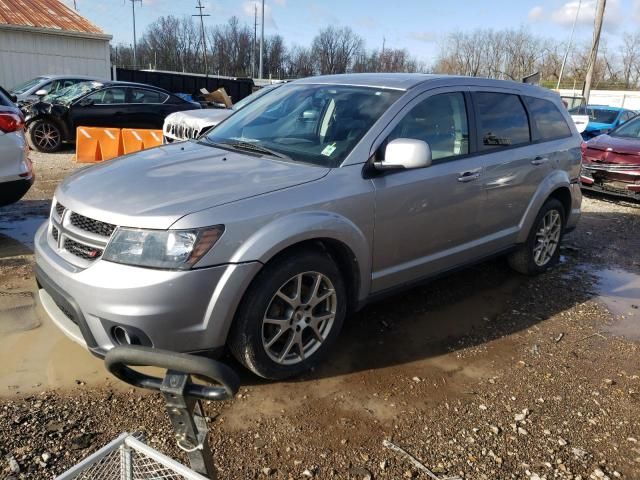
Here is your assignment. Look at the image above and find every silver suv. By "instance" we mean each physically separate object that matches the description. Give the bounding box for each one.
[35,74,582,379]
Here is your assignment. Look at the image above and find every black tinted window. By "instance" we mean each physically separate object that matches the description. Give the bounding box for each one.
[524,96,571,141]
[131,88,168,104]
[475,92,530,149]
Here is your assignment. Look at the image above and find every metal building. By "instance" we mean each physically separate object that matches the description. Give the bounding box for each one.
[0,0,112,89]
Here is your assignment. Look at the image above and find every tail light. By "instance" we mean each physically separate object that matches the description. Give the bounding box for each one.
[0,112,24,133]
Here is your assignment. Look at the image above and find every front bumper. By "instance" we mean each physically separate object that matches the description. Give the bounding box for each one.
[34,222,261,358]
[580,166,640,199]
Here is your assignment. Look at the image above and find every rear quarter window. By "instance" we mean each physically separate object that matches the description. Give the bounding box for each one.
[474,92,531,150]
[523,96,572,141]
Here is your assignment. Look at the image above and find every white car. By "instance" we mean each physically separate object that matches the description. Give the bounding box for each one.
[163,83,282,143]
[0,87,33,207]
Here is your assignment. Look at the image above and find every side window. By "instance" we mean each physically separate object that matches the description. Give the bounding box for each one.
[475,92,530,149]
[523,96,572,141]
[130,89,168,104]
[85,88,127,105]
[388,92,469,161]
[38,81,53,94]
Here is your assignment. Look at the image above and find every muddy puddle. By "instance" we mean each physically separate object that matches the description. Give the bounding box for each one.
[592,267,640,341]
[0,215,47,258]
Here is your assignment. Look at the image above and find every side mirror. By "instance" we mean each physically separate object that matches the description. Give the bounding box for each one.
[375,138,432,170]
[35,89,48,97]
[9,94,17,103]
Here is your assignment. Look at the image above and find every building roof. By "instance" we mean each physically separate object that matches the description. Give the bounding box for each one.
[0,0,106,36]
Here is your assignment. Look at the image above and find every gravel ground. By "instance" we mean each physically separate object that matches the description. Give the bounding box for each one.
[1,152,639,480]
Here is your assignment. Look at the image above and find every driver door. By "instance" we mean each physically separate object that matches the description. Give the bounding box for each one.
[371,89,486,292]
[70,87,128,130]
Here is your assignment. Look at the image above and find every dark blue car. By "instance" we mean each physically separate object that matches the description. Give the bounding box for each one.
[570,105,637,140]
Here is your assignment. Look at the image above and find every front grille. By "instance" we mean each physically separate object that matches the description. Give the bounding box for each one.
[49,205,116,265]
[69,212,116,237]
[63,238,103,261]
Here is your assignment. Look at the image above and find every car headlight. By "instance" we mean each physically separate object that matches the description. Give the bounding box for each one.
[103,226,224,270]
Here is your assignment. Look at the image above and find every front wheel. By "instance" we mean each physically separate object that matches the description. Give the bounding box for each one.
[508,198,565,275]
[27,119,63,153]
[229,249,347,379]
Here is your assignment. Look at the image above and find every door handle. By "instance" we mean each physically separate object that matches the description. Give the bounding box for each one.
[531,156,549,166]
[457,169,481,182]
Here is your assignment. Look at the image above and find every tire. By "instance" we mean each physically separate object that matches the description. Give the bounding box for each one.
[508,198,565,275]
[0,180,31,207]
[27,119,63,153]
[228,248,347,379]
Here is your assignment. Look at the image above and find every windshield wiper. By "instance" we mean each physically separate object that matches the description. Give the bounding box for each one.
[218,140,291,160]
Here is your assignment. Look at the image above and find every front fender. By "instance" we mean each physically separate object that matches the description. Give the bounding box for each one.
[227,211,372,301]
[516,169,572,243]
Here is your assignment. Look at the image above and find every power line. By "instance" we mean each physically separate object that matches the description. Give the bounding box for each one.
[556,0,582,90]
[193,0,211,75]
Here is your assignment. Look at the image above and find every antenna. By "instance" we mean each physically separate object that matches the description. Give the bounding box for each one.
[193,0,211,75]
[130,0,142,68]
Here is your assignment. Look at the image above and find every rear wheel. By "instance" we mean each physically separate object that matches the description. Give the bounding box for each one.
[229,249,347,379]
[28,119,63,152]
[508,198,565,275]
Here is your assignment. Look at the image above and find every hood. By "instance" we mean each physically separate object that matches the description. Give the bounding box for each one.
[56,141,330,229]
[164,109,232,132]
[586,134,640,158]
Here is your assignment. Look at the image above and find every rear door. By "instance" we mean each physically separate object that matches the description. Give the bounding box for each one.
[371,88,487,292]
[127,88,171,129]
[470,90,549,245]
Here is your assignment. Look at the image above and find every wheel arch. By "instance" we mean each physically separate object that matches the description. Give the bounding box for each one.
[516,171,573,244]
[27,114,70,141]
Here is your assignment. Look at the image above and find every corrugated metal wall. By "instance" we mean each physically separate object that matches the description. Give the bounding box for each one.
[0,29,110,89]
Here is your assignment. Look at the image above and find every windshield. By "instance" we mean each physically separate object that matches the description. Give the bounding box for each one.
[611,115,640,138]
[11,77,47,95]
[205,84,402,167]
[232,84,280,111]
[43,81,103,104]
[569,107,620,124]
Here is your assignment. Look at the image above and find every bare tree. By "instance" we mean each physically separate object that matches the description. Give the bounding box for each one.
[311,26,364,74]
[620,32,640,88]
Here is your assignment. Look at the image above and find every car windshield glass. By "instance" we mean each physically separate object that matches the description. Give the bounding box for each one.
[232,84,280,111]
[205,84,402,167]
[10,77,47,94]
[610,115,640,138]
[44,81,103,104]
[569,107,619,124]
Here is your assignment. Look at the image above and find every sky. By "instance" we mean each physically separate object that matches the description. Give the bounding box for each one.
[63,0,640,64]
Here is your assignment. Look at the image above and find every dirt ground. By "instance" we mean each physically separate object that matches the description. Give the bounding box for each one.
[0,150,639,480]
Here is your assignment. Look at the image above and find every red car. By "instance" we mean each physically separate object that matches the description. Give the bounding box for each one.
[580,114,640,199]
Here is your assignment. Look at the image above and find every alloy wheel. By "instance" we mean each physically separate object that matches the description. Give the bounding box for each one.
[33,122,60,150]
[262,271,337,365]
[533,209,562,267]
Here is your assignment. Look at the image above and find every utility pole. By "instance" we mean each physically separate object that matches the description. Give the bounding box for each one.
[252,4,257,78]
[382,36,386,54]
[556,0,582,90]
[583,0,606,104]
[259,0,264,79]
[193,0,210,75]
[130,0,142,68]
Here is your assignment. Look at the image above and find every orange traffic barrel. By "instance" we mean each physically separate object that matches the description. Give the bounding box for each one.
[75,127,123,163]
[121,129,163,155]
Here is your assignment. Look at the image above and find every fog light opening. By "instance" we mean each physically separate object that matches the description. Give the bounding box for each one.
[112,326,140,346]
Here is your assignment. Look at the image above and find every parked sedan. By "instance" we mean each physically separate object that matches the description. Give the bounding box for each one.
[163,83,282,143]
[0,86,33,207]
[10,75,101,104]
[569,105,637,140]
[581,114,640,199]
[24,81,200,152]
